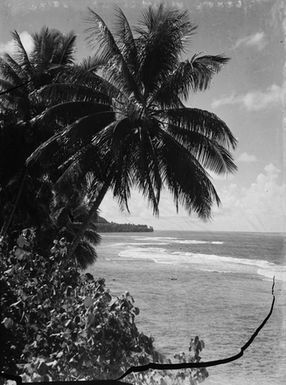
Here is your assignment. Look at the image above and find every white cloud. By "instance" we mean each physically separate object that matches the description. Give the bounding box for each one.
[237,152,257,163]
[208,171,234,181]
[171,1,184,9]
[99,163,285,232]
[212,163,285,232]
[142,0,153,7]
[195,0,274,11]
[0,31,34,56]
[211,84,284,111]
[233,32,266,51]
[196,1,215,10]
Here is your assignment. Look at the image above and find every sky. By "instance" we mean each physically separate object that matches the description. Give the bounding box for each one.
[0,0,285,232]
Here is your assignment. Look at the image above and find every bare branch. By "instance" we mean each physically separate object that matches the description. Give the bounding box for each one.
[116,277,276,381]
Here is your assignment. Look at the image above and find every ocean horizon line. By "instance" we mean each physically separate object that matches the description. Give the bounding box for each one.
[101,229,285,236]
[152,229,285,235]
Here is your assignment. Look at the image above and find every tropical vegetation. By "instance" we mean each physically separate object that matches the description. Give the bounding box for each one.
[0,28,101,268]
[27,5,237,258]
[0,3,237,383]
[0,229,208,384]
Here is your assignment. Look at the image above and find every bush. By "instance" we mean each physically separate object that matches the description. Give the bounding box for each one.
[0,229,208,384]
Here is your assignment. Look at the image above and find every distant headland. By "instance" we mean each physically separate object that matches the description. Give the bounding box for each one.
[96,216,154,233]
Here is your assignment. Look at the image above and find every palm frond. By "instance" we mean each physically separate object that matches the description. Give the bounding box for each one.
[36,101,113,128]
[32,27,60,69]
[0,56,22,85]
[83,227,101,246]
[2,53,27,80]
[85,8,142,100]
[26,130,64,165]
[11,31,34,73]
[107,119,163,215]
[37,83,110,105]
[161,107,237,149]
[59,64,122,101]
[80,54,108,71]
[133,146,160,215]
[114,7,139,75]
[166,122,237,174]
[156,124,220,219]
[55,142,105,188]
[107,119,135,211]
[139,4,195,42]
[188,54,230,91]
[136,5,197,94]
[75,241,97,269]
[151,55,229,107]
[58,32,76,65]
[26,108,114,168]
[131,123,163,215]
[54,121,128,189]
[0,79,28,107]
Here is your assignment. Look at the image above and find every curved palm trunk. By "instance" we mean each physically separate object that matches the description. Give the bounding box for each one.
[67,173,113,260]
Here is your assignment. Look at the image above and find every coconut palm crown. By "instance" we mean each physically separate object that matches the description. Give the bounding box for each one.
[0,28,102,268]
[28,5,237,257]
[0,27,77,186]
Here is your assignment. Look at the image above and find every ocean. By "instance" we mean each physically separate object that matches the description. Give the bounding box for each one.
[88,231,286,385]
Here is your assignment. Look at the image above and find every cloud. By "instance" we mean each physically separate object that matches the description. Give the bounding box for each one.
[0,31,34,56]
[142,0,154,7]
[211,84,284,111]
[195,1,240,11]
[208,171,234,181]
[237,152,257,163]
[212,163,285,232]
[233,32,266,51]
[99,163,285,232]
[171,1,184,9]
[195,0,275,11]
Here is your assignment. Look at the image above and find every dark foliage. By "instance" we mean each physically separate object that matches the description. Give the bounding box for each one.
[0,230,154,380]
[26,5,237,258]
[0,230,208,384]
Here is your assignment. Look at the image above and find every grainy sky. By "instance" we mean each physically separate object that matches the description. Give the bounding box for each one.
[0,0,284,232]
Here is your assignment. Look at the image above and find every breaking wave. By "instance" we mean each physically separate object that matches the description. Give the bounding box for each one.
[131,236,224,245]
[118,247,286,282]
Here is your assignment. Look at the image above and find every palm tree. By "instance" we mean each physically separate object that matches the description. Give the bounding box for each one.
[0,27,76,121]
[0,28,102,268]
[28,4,237,258]
[50,173,101,268]
[0,27,77,234]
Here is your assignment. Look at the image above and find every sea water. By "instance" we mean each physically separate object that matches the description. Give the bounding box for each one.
[88,231,286,385]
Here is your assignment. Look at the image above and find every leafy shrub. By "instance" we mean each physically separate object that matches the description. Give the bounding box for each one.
[126,336,208,385]
[0,229,208,384]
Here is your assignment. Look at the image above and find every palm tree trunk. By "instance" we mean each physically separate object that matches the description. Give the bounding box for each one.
[67,174,113,259]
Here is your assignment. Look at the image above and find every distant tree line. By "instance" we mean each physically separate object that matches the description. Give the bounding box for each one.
[97,217,153,232]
